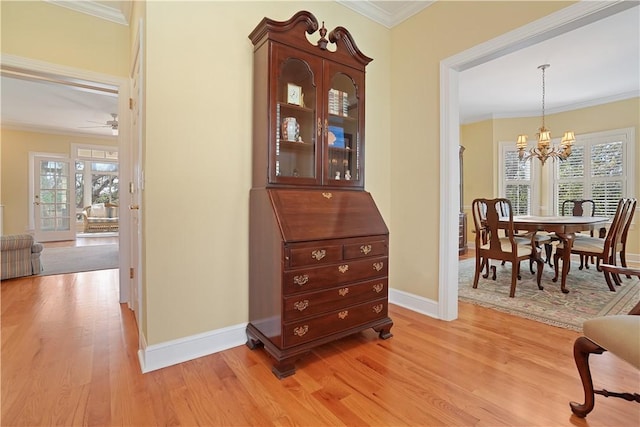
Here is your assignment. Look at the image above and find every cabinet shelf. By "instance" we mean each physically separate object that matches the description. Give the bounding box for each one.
[328,113,357,122]
[279,102,313,113]
[278,140,314,149]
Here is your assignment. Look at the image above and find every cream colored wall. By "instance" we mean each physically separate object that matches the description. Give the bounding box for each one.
[463,97,640,256]
[1,0,128,233]
[0,0,129,77]
[0,129,117,235]
[3,0,594,350]
[142,1,391,345]
[390,1,574,300]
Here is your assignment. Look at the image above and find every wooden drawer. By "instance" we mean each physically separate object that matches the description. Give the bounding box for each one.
[343,239,387,260]
[283,256,388,295]
[287,244,343,268]
[283,278,388,321]
[283,298,388,347]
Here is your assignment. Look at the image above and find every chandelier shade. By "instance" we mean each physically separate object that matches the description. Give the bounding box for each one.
[516,64,574,165]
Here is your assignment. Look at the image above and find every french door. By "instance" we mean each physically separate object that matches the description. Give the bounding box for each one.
[33,156,75,242]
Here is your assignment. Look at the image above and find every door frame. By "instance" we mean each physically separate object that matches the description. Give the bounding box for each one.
[29,154,75,242]
[439,1,636,320]
[2,54,132,304]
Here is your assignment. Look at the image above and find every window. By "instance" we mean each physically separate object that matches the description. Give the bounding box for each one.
[72,145,119,213]
[553,128,634,219]
[499,142,534,215]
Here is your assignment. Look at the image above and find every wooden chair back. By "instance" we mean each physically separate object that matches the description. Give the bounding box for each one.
[472,198,519,259]
[618,198,636,247]
[561,199,596,217]
[562,199,601,237]
[612,198,636,254]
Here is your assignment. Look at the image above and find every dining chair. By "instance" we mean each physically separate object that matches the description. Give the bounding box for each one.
[570,264,640,418]
[497,200,550,275]
[607,198,637,286]
[471,198,544,298]
[615,198,637,278]
[545,199,601,268]
[552,198,632,291]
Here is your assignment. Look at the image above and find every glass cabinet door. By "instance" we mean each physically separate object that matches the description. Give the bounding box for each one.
[325,64,364,187]
[272,46,322,185]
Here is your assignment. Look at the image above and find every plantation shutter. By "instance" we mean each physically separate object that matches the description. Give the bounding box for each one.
[552,130,630,219]
[591,141,623,217]
[557,145,585,213]
[504,150,531,215]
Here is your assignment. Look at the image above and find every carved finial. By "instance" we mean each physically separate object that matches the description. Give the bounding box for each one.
[317,21,328,50]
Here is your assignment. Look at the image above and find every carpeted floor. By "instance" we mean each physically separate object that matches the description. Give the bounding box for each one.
[458,258,640,331]
[39,244,119,276]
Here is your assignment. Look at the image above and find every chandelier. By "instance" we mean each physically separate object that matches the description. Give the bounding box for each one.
[516,64,575,165]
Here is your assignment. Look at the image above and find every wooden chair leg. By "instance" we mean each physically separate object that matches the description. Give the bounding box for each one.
[620,250,632,278]
[482,258,490,278]
[473,256,482,289]
[552,251,561,282]
[544,243,553,267]
[570,337,605,418]
[534,257,544,291]
[602,268,617,291]
[509,263,518,297]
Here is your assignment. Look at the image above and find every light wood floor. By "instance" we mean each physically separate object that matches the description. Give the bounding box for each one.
[2,255,638,425]
[41,234,119,248]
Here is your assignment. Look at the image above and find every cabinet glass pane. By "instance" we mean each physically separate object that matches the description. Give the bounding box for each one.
[276,58,316,179]
[328,73,359,182]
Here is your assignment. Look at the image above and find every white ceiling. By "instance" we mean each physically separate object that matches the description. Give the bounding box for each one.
[1,1,638,137]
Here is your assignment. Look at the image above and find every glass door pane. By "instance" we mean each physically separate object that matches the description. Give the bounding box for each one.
[273,47,321,185]
[327,70,361,186]
[34,156,74,242]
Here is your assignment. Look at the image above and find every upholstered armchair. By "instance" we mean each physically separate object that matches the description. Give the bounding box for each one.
[1,234,43,280]
[570,264,640,417]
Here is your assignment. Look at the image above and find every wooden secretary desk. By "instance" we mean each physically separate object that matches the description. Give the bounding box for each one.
[246,11,393,378]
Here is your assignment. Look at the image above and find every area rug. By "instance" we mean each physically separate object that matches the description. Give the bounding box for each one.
[458,258,640,331]
[39,244,119,276]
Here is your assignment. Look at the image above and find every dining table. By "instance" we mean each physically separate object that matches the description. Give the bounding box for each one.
[503,215,609,294]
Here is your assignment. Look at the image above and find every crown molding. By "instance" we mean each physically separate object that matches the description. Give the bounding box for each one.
[336,0,434,28]
[461,90,640,125]
[45,0,130,26]
[1,121,116,139]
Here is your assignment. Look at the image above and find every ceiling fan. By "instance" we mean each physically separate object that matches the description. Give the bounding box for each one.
[80,113,119,134]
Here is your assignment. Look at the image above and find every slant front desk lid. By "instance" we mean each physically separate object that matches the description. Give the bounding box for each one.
[268,189,388,242]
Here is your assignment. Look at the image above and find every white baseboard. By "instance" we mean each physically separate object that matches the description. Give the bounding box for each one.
[138,322,247,373]
[136,288,439,373]
[389,287,439,319]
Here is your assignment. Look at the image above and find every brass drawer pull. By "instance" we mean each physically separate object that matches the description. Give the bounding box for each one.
[293,274,309,286]
[360,244,372,255]
[373,283,384,293]
[311,249,326,261]
[294,325,309,337]
[294,300,309,311]
[372,304,383,314]
[373,262,383,272]
[322,192,332,199]
[338,264,349,273]
[338,310,349,319]
[338,287,349,296]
